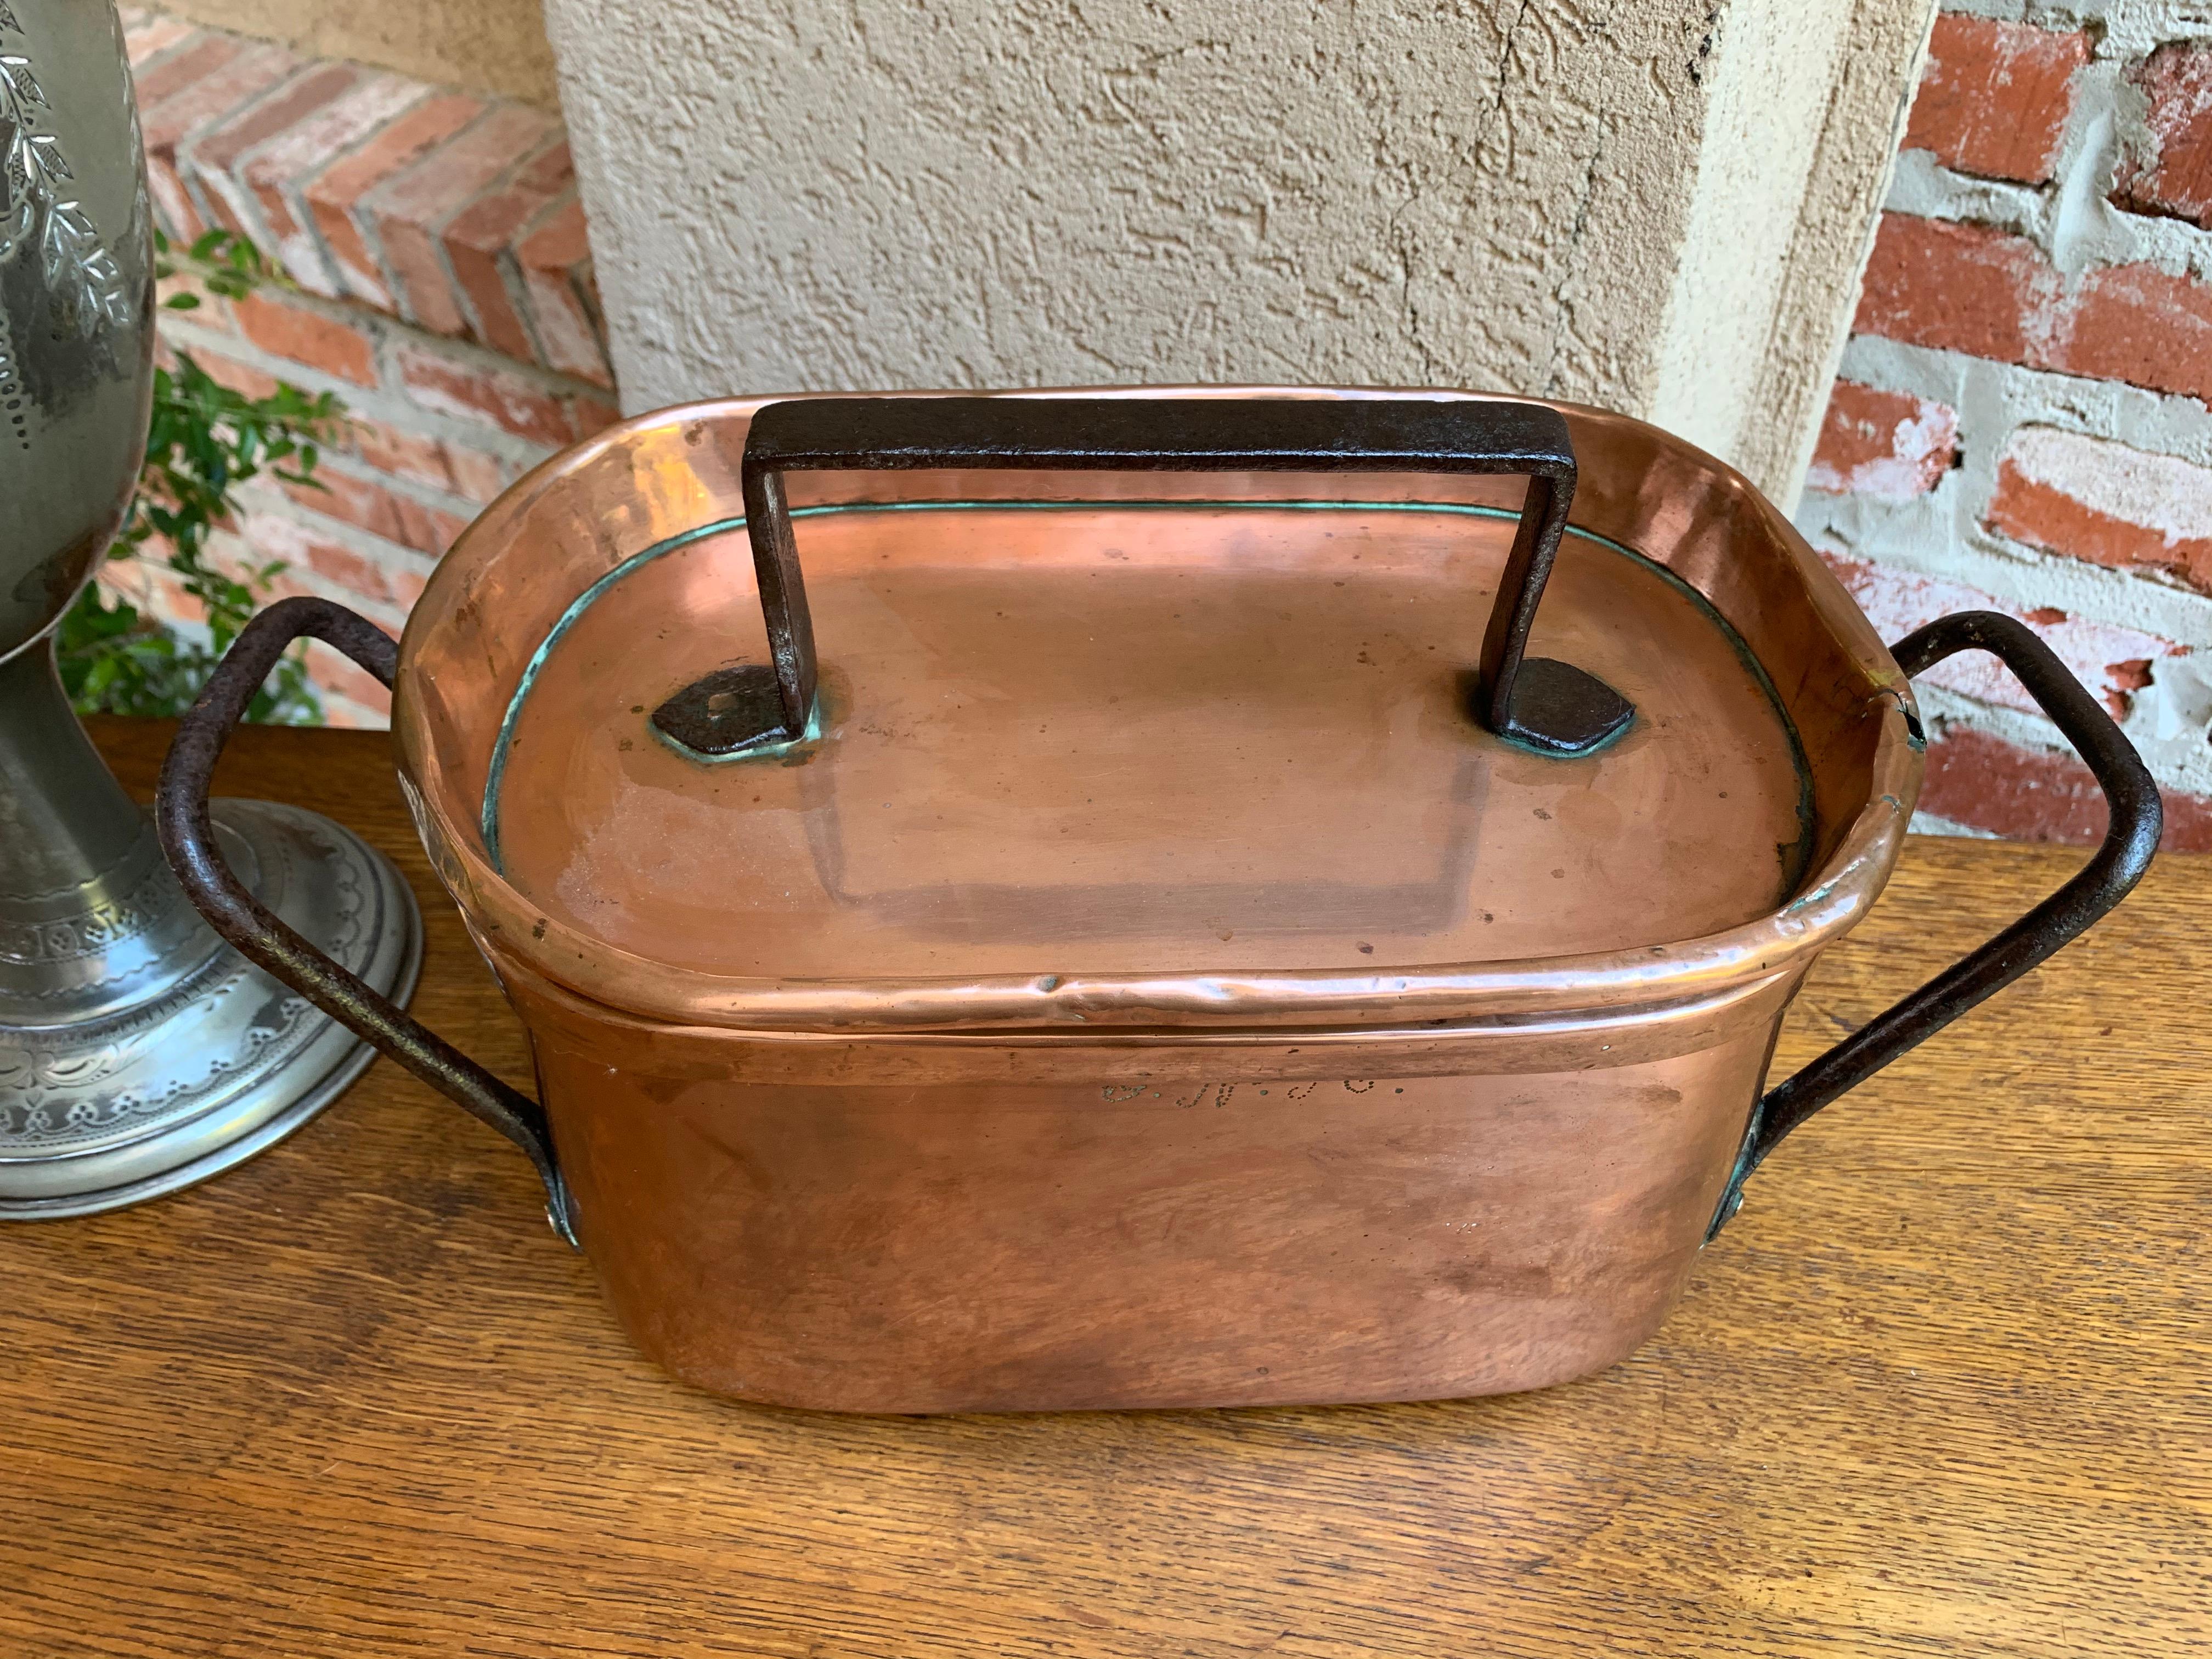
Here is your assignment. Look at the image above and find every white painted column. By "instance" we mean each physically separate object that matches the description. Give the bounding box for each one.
[545,0,1935,505]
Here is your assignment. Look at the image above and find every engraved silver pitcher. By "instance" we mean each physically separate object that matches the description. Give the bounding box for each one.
[0,0,418,1216]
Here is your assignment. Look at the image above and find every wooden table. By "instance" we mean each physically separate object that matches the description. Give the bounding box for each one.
[5,720,2207,1658]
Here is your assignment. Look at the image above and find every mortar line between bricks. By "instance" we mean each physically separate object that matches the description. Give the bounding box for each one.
[313,447,489,524]
[273,88,431,311]
[130,9,610,401]
[1892,147,2212,286]
[435,136,566,370]
[201,269,605,401]
[1835,336,2212,464]
[173,56,315,244]
[1915,681,2122,774]
[136,522,409,639]
[1939,1,2212,57]
[358,101,504,331]
[157,313,562,471]
[1804,486,2212,642]
[1815,339,2212,643]
[206,524,415,631]
[1825,542,2195,722]
[1887,151,2054,241]
[1802,546,2212,795]
[1819,529,2212,792]
[232,481,442,583]
[190,60,353,218]
[224,78,432,309]
[125,26,211,87]
[1960,523,2212,637]
[506,188,612,385]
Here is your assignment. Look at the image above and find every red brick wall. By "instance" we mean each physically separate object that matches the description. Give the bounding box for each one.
[111,9,616,726]
[1801,6,2212,850]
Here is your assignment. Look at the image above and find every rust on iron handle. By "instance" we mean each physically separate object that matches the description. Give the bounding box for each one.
[653,396,1637,760]
[154,595,578,1248]
[1710,610,2163,1236]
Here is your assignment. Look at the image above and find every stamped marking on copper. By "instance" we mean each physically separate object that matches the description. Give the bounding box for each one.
[1105,1078,1387,1108]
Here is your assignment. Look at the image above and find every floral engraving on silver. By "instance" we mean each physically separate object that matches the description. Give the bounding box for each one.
[0,2,142,340]
[0,859,174,966]
[0,803,353,1145]
[0,800,421,1215]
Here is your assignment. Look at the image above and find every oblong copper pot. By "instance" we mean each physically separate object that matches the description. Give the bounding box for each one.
[155,389,2160,1413]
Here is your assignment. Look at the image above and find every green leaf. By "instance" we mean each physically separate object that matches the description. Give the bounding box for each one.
[69,234,343,726]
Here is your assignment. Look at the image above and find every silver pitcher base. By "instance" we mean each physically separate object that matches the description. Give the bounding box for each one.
[0,798,420,1218]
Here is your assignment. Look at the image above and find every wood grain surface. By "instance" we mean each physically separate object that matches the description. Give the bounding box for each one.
[4,719,2207,1658]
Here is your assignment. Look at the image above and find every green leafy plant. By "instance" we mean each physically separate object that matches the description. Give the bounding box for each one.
[58,229,345,724]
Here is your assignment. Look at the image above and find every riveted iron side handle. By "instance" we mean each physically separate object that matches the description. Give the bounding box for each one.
[660,396,1632,760]
[1712,610,2162,1235]
[155,596,578,1247]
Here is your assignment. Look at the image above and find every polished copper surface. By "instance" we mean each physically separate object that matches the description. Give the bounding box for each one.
[490,503,1810,981]
[379,388,1923,1410]
[505,951,1796,1412]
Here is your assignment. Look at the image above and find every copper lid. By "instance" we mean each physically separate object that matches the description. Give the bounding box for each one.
[396,391,1917,1031]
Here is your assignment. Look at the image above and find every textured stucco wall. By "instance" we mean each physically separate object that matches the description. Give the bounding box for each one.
[1653,0,1937,493]
[546,0,1936,502]
[157,0,558,107]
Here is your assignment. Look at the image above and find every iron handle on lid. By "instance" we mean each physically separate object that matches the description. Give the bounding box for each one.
[650,396,1636,761]
[1709,610,2163,1236]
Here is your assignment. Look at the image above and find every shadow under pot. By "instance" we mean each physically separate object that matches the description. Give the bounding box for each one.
[157,391,2159,1414]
